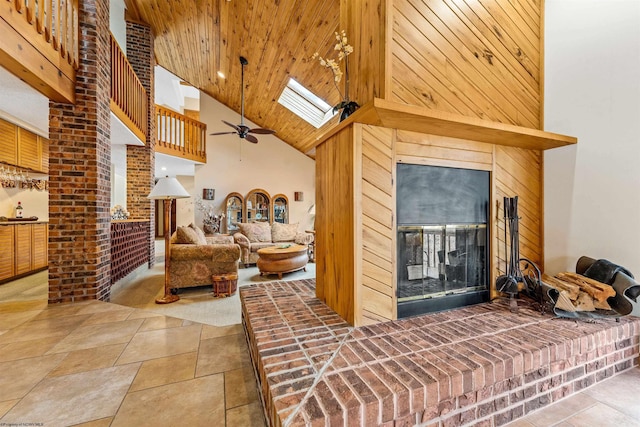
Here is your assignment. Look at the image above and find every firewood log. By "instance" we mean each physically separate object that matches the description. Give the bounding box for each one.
[556,272,616,302]
[554,290,577,312]
[573,291,596,311]
[542,274,580,300]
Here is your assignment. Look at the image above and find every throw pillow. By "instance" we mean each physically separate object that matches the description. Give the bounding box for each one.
[188,223,208,245]
[176,225,201,244]
[238,222,272,243]
[272,222,298,242]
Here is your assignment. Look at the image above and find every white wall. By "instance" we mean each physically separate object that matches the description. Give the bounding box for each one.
[195,93,316,232]
[109,0,127,54]
[0,184,48,220]
[544,0,640,276]
[176,175,195,227]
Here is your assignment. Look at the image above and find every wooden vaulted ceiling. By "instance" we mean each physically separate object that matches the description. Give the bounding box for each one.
[124,0,341,155]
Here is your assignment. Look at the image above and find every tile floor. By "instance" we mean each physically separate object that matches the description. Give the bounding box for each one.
[0,266,639,426]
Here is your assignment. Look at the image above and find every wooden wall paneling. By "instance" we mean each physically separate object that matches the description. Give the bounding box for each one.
[391,0,542,128]
[340,0,388,107]
[0,224,14,281]
[359,125,395,324]
[315,125,356,324]
[15,224,32,275]
[0,118,18,165]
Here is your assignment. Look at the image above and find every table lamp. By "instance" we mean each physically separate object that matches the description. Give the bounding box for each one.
[148,176,190,303]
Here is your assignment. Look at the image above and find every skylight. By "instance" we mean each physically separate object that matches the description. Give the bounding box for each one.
[278,78,336,128]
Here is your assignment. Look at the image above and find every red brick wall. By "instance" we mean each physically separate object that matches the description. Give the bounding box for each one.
[126,21,156,267]
[48,0,112,303]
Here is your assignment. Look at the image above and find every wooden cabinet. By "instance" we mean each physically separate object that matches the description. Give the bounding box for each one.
[0,223,48,284]
[0,224,15,281]
[0,118,49,173]
[15,224,33,275]
[31,223,48,269]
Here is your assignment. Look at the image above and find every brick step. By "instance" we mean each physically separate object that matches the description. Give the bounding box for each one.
[240,280,640,427]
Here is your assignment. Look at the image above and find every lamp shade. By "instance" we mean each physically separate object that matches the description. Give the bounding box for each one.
[148,176,190,199]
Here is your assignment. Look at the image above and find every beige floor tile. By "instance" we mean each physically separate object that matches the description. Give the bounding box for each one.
[74,301,133,315]
[0,313,92,345]
[196,333,251,377]
[124,309,164,320]
[31,303,88,320]
[0,336,61,362]
[225,367,259,409]
[584,368,640,420]
[0,310,42,329]
[225,401,267,427]
[524,392,598,426]
[202,323,244,340]
[47,318,144,354]
[81,308,135,326]
[138,315,186,332]
[1,364,140,427]
[564,402,640,427]
[0,400,19,418]
[71,417,113,427]
[0,353,68,400]
[111,374,225,427]
[129,351,198,391]
[504,419,535,427]
[116,323,202,365]
[0,300,47,314]
[47,343,127,377]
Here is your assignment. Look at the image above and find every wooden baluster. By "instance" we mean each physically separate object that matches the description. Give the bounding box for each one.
[37,0,45,33]
[27,0,35,24]
[45,0,52,42]
[15,0,25,14]
[72,0,78,67]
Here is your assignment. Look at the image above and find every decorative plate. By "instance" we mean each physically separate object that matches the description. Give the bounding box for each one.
[255,213,262,219]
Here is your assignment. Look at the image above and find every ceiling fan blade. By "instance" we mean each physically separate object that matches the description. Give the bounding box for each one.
[245,134,259,144]
[221,120,241,132]
[248,128,276,135]
[209,131,237,136]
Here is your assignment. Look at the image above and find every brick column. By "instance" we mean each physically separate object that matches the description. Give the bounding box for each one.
[48,0,111,303]
[126,21,156,267]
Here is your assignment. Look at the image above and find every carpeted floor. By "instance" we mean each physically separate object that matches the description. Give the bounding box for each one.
[110,262,316,326]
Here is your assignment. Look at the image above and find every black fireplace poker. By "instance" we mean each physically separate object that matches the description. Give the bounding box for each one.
[496,196,520,296]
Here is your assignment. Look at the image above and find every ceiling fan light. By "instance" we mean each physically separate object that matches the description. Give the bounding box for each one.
[217,71,225,79]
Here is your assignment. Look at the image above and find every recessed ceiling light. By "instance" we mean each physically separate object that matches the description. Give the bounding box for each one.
[217,71,225,79]
[161,167,167,171]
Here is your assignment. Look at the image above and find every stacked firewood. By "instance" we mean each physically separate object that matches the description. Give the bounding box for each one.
[542,272,616,312]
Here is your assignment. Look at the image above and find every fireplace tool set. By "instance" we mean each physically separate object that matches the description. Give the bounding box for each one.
[496,196,544,310]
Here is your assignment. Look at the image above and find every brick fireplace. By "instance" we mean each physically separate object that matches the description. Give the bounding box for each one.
[241,279,640,427]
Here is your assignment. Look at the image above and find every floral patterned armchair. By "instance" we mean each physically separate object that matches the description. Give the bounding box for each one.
[169,225,240,290]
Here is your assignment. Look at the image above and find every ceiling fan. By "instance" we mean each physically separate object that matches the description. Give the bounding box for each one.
[210,56,276,144]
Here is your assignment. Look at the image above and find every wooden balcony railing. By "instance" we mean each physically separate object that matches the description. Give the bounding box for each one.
[156,105,207,163]
[110,34,148,142]
[1,0,79,102]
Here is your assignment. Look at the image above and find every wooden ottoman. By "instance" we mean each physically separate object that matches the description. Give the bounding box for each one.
[257,244,308,279]
[212,273,238,297]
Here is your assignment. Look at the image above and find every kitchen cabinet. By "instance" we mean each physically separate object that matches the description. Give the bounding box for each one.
[0,222,48,284]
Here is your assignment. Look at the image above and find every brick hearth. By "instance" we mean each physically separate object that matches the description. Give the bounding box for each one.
[240,280,640,426]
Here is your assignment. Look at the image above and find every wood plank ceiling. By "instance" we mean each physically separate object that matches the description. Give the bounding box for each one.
[125,0,341,156]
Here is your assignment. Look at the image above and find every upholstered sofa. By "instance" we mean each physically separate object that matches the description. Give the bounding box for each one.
[233,222,314,266]
[169,224,241,290]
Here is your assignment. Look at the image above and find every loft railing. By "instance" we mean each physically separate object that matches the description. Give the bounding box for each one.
[1,0,79,102]
[110,34,148,142]
[5,0,79,68]
[156,105,207,163]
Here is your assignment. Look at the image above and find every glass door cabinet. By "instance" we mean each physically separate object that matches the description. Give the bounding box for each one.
[245,189,270,223]
[224,192,244,233]
[272,194,289,223]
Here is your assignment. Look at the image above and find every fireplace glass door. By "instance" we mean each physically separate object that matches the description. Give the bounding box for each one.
[398,224,487,303]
